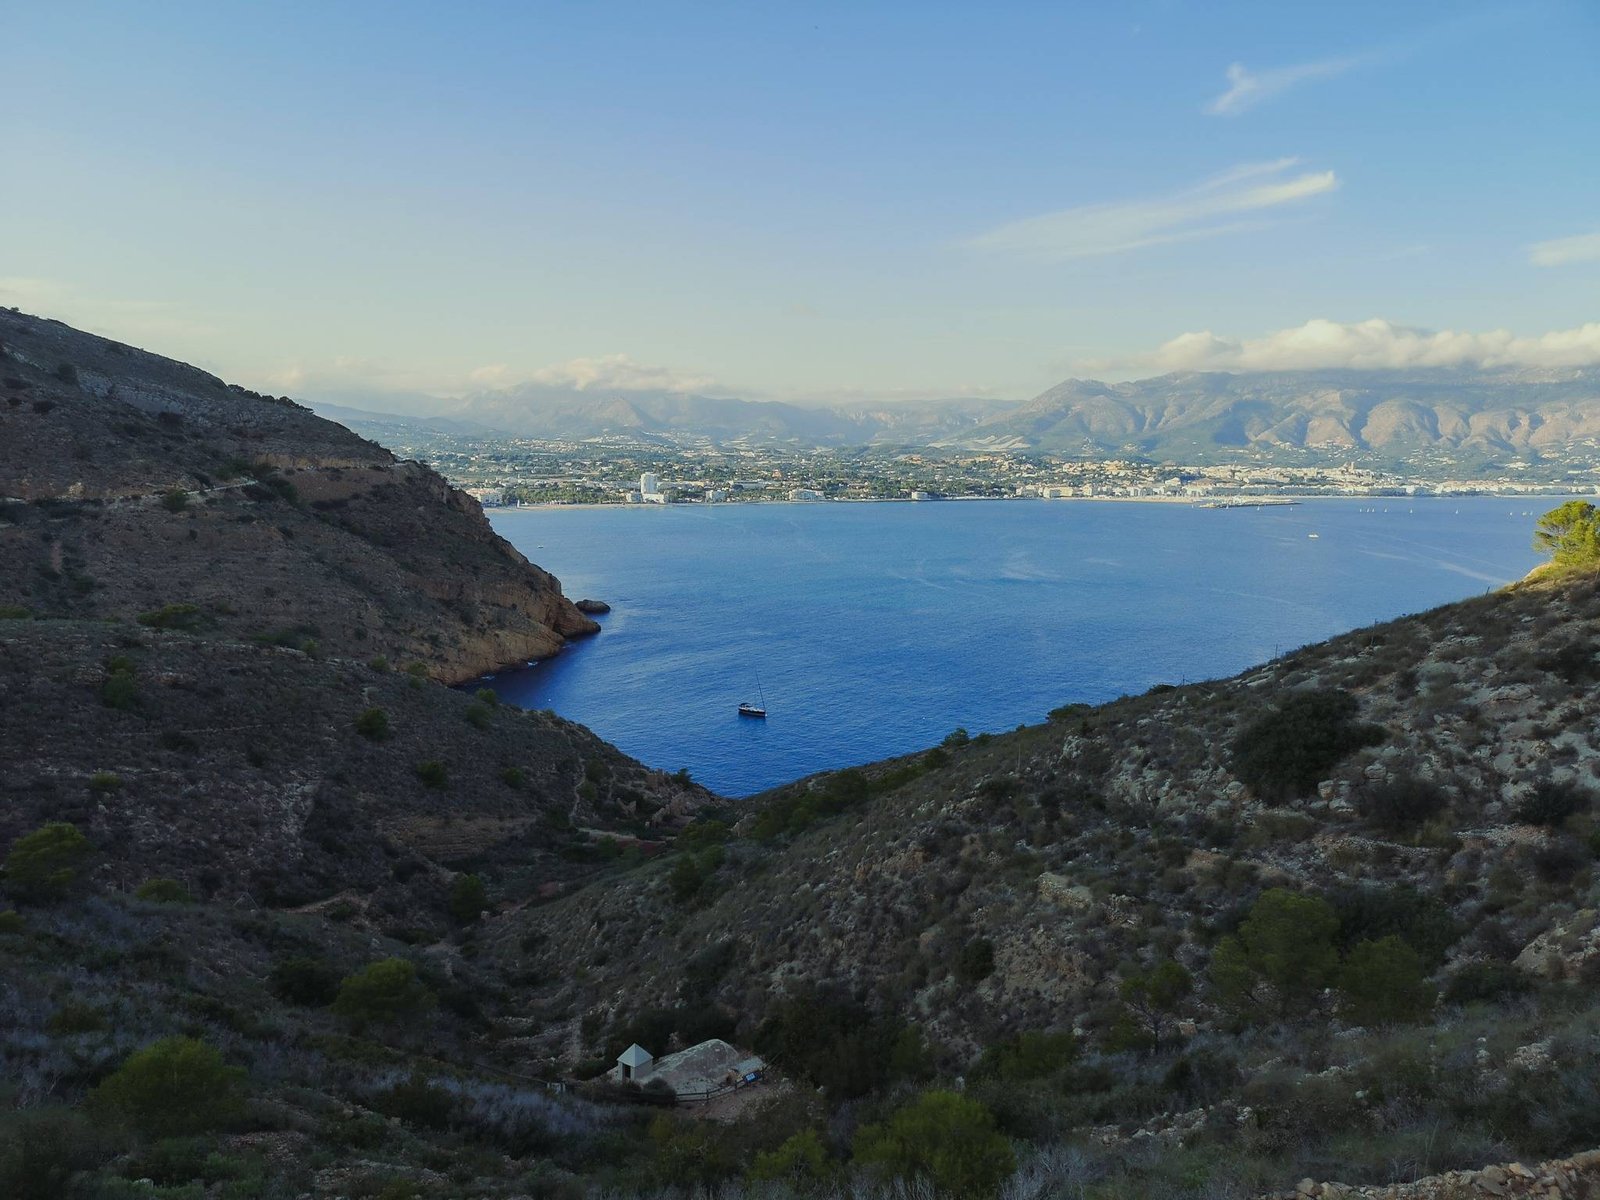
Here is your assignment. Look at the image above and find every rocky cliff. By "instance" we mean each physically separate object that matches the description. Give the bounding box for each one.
[0,308,596,683]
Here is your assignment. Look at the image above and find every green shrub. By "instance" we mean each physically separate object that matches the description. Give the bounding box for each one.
[355,707,391,741]
[464,700,493,729]
[3,822,90,901]
[333,958,433,1025]
[100,661,139,711]
[954,937,996,984]
[448,873,487,923]
[1331,884,1461,969]
[499,766,526,788]
[973,1030,1078,1081]
[0,1107,110,1200]
[269,956,341,1007]
[92,1037,245,1136]
[1514,779,1592,829]
[135,877,193,904]
[1443,961,1534,1005]
[371,1073,454,1129]
[749,1129,832,1185]
[0,910,23,935]
[416,760,447,788]
[854,1090,1014,1198]
[89,770,123,793]
[1112,960,1194,1050]
[474,688,499,706]
[1357,775,1450,832]
[137,602,204,630]
[160,489,189,513]
[1338,936,1435,1025]
[1230,689,1384,803]
[1211,887,1340,1016]
[47,1000,108,1035]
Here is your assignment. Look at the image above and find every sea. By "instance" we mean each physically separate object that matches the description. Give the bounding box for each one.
[481,497,1561,797]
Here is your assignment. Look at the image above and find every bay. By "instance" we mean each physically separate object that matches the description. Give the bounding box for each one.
[484,498,1557,797]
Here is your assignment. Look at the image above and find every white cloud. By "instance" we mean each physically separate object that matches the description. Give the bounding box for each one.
[1121,318,1600,374]
[1205,56,1363,116]
[523,353,720,394]
[969,158,1337,261]
[1529,230,1600,268]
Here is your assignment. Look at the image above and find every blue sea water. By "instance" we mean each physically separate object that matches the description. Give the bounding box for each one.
[484,498,1556,797]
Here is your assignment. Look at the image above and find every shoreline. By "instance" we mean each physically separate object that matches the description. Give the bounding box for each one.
[486,492,1580,513]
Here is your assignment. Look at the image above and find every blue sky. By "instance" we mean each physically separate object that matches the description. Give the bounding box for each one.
[4,1,1597,405]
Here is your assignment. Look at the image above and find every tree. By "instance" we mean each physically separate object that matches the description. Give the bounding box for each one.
[91,1037,244,1136]
[955,937,996,984]
[749,1129,832,1185]
[448,873,487,923]
[1338,936,1435,1025]
[854,1090,1015,1198]
[1210,888,1339,1017]
[333,957,433,1025]
[1534,500,1600,568]
[1115,961,1194,1051]
[3,822,90,901]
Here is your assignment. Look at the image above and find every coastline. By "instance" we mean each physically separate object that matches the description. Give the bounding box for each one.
[487,492,1576,513]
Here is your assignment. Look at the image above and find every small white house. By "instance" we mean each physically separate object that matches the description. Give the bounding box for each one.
[616,1043,654,1082]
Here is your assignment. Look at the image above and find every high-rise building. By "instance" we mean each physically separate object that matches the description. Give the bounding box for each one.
[640,472,659,496]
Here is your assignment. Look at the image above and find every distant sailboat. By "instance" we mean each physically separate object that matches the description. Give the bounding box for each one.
[738,674,768,719]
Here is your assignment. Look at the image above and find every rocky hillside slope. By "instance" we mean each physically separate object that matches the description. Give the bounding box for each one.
[0,308,597,683]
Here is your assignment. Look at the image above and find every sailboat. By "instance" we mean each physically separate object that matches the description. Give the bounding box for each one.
[738,674,768,719]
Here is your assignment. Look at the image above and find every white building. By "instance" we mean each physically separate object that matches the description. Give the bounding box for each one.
[640,472,659,496]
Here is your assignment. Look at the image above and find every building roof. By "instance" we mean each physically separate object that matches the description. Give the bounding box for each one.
[617,1043,654,1069]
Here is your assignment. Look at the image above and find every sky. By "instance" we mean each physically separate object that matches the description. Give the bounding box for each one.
[3,1,1598,408]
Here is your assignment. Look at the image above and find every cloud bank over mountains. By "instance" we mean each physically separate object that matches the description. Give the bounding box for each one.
[1129,318,1600,375]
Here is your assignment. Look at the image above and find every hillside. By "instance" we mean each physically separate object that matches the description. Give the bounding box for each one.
[487,564,1600,1193]
[0,308,598,684]
[6,310,1600,1197]
[963,367,1600,472]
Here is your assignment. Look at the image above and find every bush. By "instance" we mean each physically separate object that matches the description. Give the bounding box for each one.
[371,1073,455,1129]
[0,1107,110,1200]
[1211,888,1339,1016]
[1514,779,1592,829]
[416,760,447,789]
[355,707,391,741]
[137,602,204,630]
[972,1030,1078,1082]
[89,770,123,793]
[269,956,341,1007]
[92,1037,245,1136]
[0,910,23,935]
[449,873,488,923]
[854,1090,1015,1198]
[749,1129,831,1185]
[954,937,996,984]
[160,489,189,513]
[1230,689,1384,803]
[135,877,193,904]
[1357,774,1450,832]
[333,958,433,1025]
[3,822,90,901]
[1444,961,1534,1005]
[464,700,494,729]
[1337,936,1435,1025]
[100,660,139,711]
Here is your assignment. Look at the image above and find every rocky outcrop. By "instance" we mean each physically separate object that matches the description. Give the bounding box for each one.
[0,309,596,683]
[1265,1149,1600,1198]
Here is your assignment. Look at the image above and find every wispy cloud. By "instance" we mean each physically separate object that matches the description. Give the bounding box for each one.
[1529,230,1600,268]
[969,158,1337,261]
[1102,317,1600,374]
[522,354,720,395]
[1205,55,1366,116]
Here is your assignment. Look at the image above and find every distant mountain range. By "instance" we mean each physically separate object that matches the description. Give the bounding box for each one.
[312,365,1600,471]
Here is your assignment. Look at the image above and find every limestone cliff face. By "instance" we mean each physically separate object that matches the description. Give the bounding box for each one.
[0,309,595,683]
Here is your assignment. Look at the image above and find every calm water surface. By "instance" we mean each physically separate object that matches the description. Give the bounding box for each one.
[484,499,1554,796]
